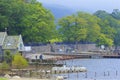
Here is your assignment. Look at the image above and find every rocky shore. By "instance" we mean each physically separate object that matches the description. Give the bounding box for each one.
[9,78,50,80]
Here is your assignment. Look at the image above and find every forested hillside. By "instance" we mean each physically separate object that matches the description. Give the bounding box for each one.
[1,0,120,48]
[0,0,56,43]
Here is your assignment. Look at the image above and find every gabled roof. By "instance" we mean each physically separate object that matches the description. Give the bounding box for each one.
[3,36,20,49]
[0,32,7,46]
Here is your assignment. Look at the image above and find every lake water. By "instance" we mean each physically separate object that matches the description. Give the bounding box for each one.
[54,59,120,80]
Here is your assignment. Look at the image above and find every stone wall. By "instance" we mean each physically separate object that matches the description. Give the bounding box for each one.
[31,44,51,53]
[31,43,100,53]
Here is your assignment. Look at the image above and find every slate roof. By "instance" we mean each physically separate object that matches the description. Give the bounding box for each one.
[3,36,20,49]
[0,32,7,46]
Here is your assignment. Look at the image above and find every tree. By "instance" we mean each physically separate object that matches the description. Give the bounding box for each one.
[77,12,102,43]
[96,34,113,47]
[21,1,56,43]
[110,9,120,47]
[4,50,13,66]
[0,61,9,70]
[0,61,9,74]
[58,11,115,47]
[58,12,102,43]
[12,53,28,69]
[0,0,56,43]
[94,10,120,47]
[58,13,87,43]
[114,28,120,48]
[111,9,120,20]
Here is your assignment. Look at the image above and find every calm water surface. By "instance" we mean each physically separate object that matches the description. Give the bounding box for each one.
[55,59,120,80]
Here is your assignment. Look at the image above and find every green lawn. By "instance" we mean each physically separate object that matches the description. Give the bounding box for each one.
[0,78,8,80]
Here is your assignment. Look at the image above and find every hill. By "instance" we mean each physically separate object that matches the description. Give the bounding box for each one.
[42,4,75,19]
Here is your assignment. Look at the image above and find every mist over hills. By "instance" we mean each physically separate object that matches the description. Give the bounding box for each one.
[38,0,119,19]
[41,3,97,19]
[42,4,76,19]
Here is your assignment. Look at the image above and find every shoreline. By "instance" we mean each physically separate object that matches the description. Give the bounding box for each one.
[8,78,50,80]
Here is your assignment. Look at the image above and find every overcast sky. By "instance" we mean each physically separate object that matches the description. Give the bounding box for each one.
[37,0,120,13]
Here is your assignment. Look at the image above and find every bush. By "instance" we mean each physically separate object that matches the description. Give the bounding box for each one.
[0,78,8,80]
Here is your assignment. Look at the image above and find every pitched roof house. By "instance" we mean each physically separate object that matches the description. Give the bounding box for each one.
[0,32,25,54]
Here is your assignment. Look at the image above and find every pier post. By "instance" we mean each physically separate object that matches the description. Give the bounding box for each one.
[85,72,87,78]
[55,70,56,74]
[104,72,106,76]
[108,71,110,76]
[95,72,96,77]
[29,70,32,77]
[116,71,118,76]
[77,71,79,78]
[68,71,69,80]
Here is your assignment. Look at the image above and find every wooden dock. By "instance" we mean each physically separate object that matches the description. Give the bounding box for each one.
[44,52,97,60]
[44,52,120,59]
[29,62,64,66]
[102,54,120,58]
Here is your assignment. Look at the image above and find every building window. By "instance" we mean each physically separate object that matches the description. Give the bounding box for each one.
[20,43,22,50]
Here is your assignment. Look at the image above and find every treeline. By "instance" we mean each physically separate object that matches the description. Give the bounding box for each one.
[59,10,120,47]
[1,0,120,47]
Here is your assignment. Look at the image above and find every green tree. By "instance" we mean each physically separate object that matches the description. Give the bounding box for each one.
[58,11,114,47]
[97,34,113,47]
[0,61,9,70]
[12,53,28,69]
[111,9,120,20]
[0,0,56,43]
[4,50,13,66]
[111,9,120,47]
[77,12,102,42]
[0,61,9,75]
[21,1,56,43]
[114,28,120,48]
[58,12,102,43]
[58,13,87,43]
[94,10,119,47]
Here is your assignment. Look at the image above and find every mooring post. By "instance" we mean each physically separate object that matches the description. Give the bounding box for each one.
[104,72,106,76]
[68,71,69,80]
[77,71,79,78]
[108,71,110,76]
[116,71,118,76]
[85,72,87,78]
[95,72,96,77]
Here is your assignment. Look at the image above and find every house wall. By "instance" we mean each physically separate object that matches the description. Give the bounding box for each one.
[0,46,3,61]
[0,46,3,54]
[18,35,25,51]
[3,49,18,54]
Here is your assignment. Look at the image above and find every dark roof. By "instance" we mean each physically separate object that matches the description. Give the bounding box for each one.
[0,32,7,46]
[3,36,20,49]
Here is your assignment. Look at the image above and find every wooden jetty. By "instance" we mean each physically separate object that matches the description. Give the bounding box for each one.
[29,62,64,67]
[102,54,120,58]
[44,52,120,59]
[44,52,97,60]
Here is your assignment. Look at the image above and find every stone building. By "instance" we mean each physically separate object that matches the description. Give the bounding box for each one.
[0,32,25,60]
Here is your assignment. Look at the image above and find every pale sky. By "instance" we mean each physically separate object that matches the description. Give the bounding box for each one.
[37,0,120,13]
